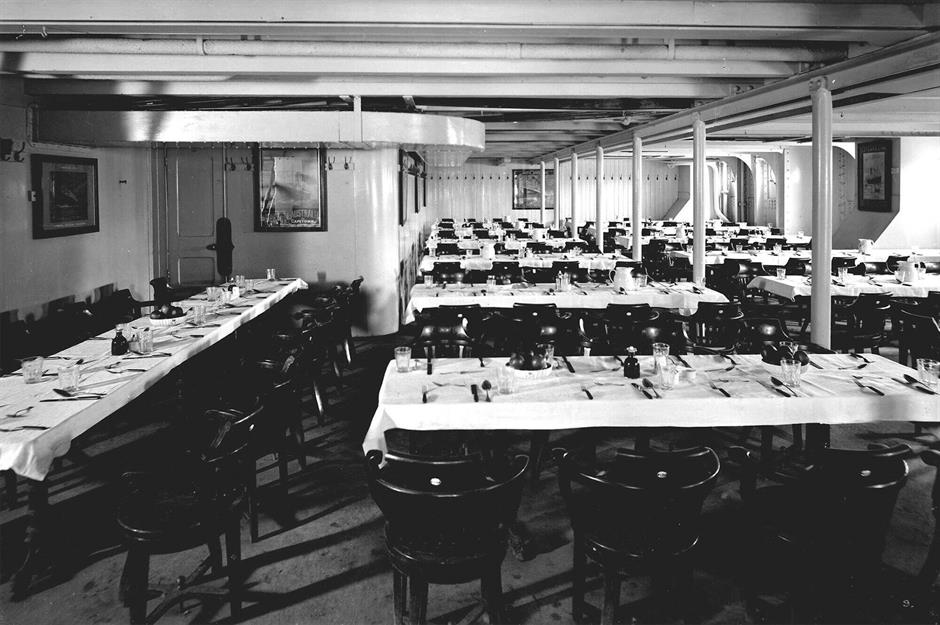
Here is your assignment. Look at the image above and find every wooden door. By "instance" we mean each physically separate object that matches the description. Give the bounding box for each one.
[162,147,226,286]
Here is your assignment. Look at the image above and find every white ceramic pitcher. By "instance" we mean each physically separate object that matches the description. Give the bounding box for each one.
[896,260,919,283]
[609,266,634,289]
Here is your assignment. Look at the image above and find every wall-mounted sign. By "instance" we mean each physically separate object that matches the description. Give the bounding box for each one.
[255,146,328,231]
[31,154,99,238]
[857,140,893,212]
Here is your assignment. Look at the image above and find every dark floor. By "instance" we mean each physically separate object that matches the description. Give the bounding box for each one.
[0,332,937,625]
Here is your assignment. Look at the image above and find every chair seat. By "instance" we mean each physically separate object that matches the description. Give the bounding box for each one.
[117,479,243,551]
[386,525,507,583]
[579,525,699,568]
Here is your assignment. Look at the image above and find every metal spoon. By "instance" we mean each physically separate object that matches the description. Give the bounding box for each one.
[641,377,661,398]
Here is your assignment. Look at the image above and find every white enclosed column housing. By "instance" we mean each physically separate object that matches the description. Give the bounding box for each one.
[595,145,604,252]
[692,117,706,284]
[539,161,547,226]
[569,152,579,237]
[553,157,561,228]
[632,136,643,262]
[810,77,834,349]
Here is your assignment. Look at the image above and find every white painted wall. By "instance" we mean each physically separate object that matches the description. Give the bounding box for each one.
[427,159,680,225]
[0,77,153,321]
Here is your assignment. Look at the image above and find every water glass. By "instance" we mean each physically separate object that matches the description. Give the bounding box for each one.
[21,356,44,384]
[773,244,783,254]
[192,305,207,326]
[652,342,670,373]
[486,276,497,289]
[206,286,222,304]
[423,274,434,287]
[918,358,940,390]
[234,275,246,289]
[780,358,802,387]
[658,359,678,390]
[634,274,648,289]
[266,268,277,280]
[138,327,154,354]
[57,364,80,392]
[496,366,517,394]
[541,343,555,366]
[394,346,412,373]
[245,279,255,292]
[837,266,848,282]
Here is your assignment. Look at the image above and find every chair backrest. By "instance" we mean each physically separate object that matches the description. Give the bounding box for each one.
[886,255,909,271]
[412,316,477,358]
[695,301,744,321]
[832,256,857,272]
[920,261,940,274]
[846,293,893,336]
[741,317,792,352]
[855,260,888,275]
[627,319,689,354]
[366,451,528,536]
[435,242,459,256]
[899,308,940,363]
[556,447,720,557]
[784,257,809,276]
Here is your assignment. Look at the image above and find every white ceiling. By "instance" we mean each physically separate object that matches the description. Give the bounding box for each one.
[1,1,938,161]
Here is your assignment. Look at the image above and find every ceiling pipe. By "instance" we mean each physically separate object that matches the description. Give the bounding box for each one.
[0,38,846,62]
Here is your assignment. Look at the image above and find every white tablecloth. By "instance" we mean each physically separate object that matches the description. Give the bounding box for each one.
[418,253,628,273]
[0,278,308,480]
[363,353,939,455]
[747,274,940,299]
[405,282,727,323]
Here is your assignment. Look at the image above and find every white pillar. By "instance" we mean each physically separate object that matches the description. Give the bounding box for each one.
[570,152,579,238]
[553,157,561,228]
[692,117,707,284]
[810,77,833,349]
[595,145,604,253]
[539,161,546,226]
[632,136,643,262]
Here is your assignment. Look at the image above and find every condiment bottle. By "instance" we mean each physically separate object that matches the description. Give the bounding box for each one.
[623,346,641,379]
[111,324,129,356]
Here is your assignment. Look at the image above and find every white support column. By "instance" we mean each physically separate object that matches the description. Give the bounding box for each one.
[632,136,643,262]
[595,145,604,253]
[810,77,833,349]
[553,157,561,228]
[539,161,546,226]
[692,117,706,284]
[570,152,579,238]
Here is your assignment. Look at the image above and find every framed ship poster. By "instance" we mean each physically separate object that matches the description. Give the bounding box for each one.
[255,146,328,231]
[512,168,554,210]
[31,154,99,239]
[857,140,892,212]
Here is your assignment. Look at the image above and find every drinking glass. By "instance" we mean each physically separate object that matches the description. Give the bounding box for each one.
[776,268,787,279]
[496,366,517,394]
[192,305,207,326]
[634,274,648,289]
[57,364,80,392]
[652,342,670,374]
[773,244,783,254]
[394,346,412,373]
[780,358,802,387]
[658,359,678,390]
[918,358,940,391]
[138,327,153,354]
[540,343,555,367]
[423,274,434,287]
[797,230,805,238]
[837,266,848,282]
[245,279,255,292]
[266,268,277,280]
[21,356,44,384]
[486,276,497,289]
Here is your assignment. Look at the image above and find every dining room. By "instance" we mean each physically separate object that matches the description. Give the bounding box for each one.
[1,3,940,625]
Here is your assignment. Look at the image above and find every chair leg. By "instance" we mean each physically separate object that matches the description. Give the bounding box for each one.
[225,518,243,619]
[124,545,150,624]
[528,431,550,487]
[207,536,224,575]
[572,532,587,623]
[248,461,259,543]
[408,576,429,625]
[482,564,504,624]
[601,571,620,625]
[2,470,16,509]
[393,569,408,625]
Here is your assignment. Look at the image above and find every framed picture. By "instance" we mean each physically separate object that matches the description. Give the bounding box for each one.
[255,146,328,231]
[857,140,892,212]
[31,154,99,239]
[512,168,555,210]
[399,150,423,224]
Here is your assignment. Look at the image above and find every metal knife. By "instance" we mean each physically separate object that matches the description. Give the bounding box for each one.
[470,384,479,402]
[561,356,576,373]
[707,379,731,397]
[631,382,653,399]
[758,379,791,397]
[675,355,691,368]
[903,373,937,394]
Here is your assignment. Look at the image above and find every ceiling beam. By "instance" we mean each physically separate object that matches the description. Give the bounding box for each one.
[536,31,940,160]
[0,53,801,78]
[23,77,753,99]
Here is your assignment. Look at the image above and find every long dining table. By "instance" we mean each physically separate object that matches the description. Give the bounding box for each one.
[0,276,307,596]
[363,353,939,456]
[404,281,728,324]
[747,273,940,299]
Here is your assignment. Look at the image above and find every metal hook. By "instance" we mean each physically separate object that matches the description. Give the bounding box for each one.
[327,156,336,170]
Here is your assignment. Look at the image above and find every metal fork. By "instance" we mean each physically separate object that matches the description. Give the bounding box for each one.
[852,377,884,396]
[707,378,732,397]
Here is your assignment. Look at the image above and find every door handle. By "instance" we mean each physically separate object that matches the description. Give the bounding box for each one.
[206,243,217,251]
